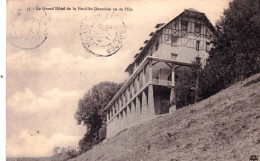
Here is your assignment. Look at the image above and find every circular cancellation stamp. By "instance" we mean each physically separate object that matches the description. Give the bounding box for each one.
[80,13,126,57]
[7,3,49,50]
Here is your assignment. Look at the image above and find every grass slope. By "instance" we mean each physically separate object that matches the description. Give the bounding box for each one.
[71,73,260,161]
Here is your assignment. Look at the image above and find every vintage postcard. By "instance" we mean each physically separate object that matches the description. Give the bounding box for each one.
[5,0,260,160]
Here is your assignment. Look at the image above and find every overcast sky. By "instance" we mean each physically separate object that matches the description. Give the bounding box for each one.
[6,0,230,157]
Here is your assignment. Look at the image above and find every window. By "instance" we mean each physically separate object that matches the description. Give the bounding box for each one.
[196,41,200,51]
[181,21,188,31]
[171,53,178,60]
[195,23,201,34]
[206,42,210,52]
[164,28,171,35]
[190,23,193,32]
[163,28,171,44]
[171,36,178,47]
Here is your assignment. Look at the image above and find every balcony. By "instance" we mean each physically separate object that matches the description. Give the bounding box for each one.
[152,79,173,87]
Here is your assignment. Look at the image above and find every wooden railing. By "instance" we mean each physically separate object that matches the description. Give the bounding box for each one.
[152,79,172,86]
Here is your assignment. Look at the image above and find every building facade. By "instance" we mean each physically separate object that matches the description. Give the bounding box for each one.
[105,8,216,138]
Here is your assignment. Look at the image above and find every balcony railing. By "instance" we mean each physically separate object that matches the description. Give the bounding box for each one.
[152,79,173,86]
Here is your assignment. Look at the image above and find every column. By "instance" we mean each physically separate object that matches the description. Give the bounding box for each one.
[143,69,146,86]
[142,91,148,121]
[106,116,110,138]
[119,98,122,111]
[110,118,113,137]
[116,115,119,134]
[111,107,114,135]
[136,96,141,124]
[115,114,119,134]
[111,107,113,118]
[107,110,110,122]
[126,88,130,103]
[127,105,131,128]
[106,110,109,137]
[122,109,127,129]
[131,83,135,97]
[121,111,124,131]
[148,85,155,117]
[131,101,135,126]
[171,63,175,86]
[112,117,115,135]
[145,65,149,83]
[114,117,117,135]
[122,94,126,106]
[115,102,118,114]
[110,107,115,118]
[107,110,111,137]
[118,112,121,131]
[148,60,153,83]
[124,91,128,104]
[170,63,176,112]
[147,60,155,119]
[135,76,140,92]
[109,119,112,137]
[113,116,116,135]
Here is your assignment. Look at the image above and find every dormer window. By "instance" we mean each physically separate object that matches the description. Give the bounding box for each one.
[195,23,201,34]
[181,21,188,31]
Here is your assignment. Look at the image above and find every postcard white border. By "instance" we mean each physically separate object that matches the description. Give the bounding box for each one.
[0,0,7,159]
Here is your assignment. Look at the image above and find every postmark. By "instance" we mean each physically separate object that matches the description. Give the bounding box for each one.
[7,3,49,50]
[80,12,126,57]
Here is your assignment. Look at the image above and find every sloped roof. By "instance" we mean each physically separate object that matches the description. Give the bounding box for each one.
[185,8,202,13]
[156,8,216,33]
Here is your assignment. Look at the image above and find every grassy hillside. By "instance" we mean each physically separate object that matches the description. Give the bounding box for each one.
[71,73,260,161]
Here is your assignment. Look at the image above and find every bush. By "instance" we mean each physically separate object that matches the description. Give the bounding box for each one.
[175,62,200,109]
[51,146,80,161]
